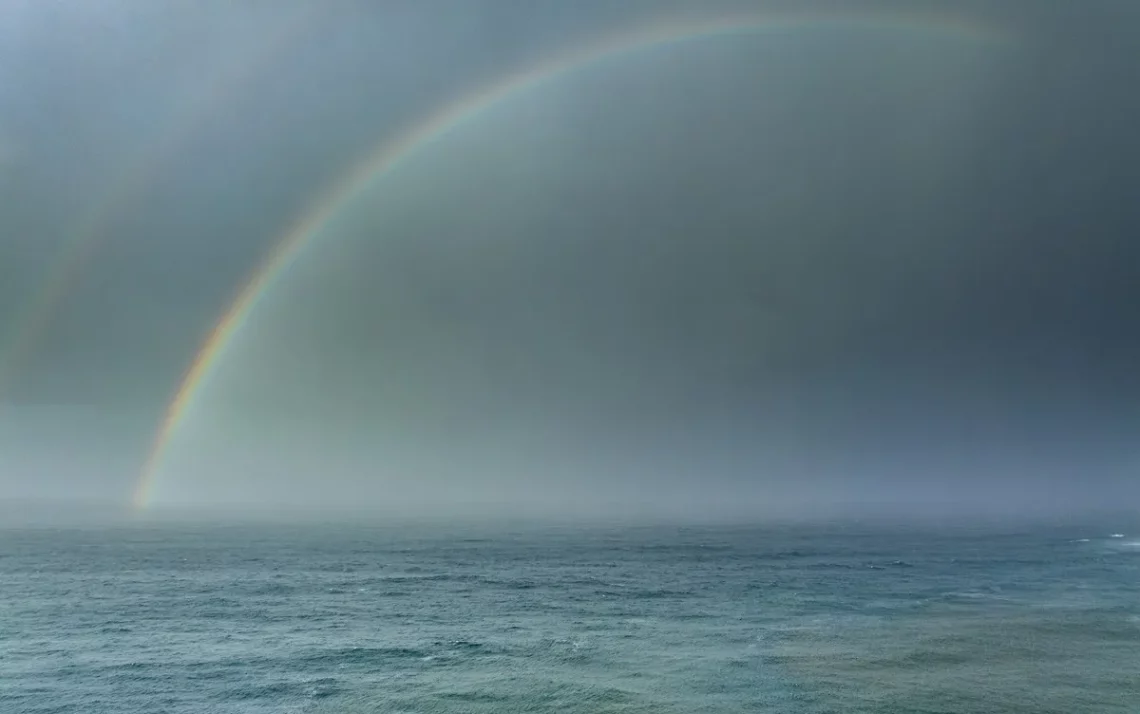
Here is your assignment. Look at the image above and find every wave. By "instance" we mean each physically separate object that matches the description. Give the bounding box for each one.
[298,645,430,667]
[223,677,340,701]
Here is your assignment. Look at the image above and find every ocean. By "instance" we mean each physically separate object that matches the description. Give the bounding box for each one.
[1,519,1137,713]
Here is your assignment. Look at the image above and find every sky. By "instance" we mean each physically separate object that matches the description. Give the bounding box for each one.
[0,0,1137,521]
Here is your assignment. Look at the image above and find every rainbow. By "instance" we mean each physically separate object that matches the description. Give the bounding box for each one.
[0,5,321,399]
[134,9,1008,509]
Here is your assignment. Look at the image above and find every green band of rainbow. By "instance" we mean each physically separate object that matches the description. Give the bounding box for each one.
[134,10,1007,510]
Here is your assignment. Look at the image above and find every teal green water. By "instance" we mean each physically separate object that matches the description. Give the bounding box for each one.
[2,521,1137,712]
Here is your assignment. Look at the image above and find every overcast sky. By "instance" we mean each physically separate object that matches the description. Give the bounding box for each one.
[0,1,1137,521]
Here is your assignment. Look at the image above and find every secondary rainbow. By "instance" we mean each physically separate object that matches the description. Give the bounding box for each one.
[0,5,321,399]
[134,10,1008,509]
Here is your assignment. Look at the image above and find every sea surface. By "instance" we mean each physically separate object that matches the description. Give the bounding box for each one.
[1,519,1138,713]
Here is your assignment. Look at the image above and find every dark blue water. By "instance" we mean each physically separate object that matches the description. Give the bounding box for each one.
[2,520,1137,713]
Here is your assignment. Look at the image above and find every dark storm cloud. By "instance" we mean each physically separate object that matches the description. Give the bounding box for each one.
[1,1,1137,516]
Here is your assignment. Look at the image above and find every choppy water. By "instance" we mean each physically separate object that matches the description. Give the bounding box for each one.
[2,520,1138,713]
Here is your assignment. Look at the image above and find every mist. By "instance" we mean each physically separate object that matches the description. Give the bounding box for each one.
[1,1,1138,524]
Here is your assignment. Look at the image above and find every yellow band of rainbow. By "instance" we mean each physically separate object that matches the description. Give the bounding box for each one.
[134,10,1008,510]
